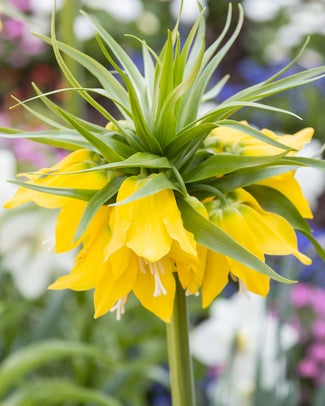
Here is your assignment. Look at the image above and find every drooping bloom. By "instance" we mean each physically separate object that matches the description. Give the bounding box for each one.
[207,123,314,218]
[202,187,311,308]
[45,174,202,322]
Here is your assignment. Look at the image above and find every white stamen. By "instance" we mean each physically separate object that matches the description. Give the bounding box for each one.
[238,279,251,299]
[139,257,147,274]
[42,237,56,253]
[110,296,128,320]
[185,289,200,297]
[156,260,165,275]
[149,262,167,297]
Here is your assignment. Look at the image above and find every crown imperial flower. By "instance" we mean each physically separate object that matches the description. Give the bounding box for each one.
[3,3,325,322]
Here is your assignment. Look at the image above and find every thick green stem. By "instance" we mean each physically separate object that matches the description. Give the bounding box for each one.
[166,275,196,406]
[61,0,84,117]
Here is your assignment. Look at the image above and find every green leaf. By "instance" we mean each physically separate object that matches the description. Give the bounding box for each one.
[34,32,130,115]
[81,11,144,97]
[213,120,293,151]
[109,172,181,207]
[164,123,216,159]
[95,34,162,154]
[214,165,296,193]
[0,340,115,397]
[55,107,124,162]
[180,4,243,125]
[10,96,67,130]
[53,152,172,176]
[2,380,122,406]
[184,151,288,182]
[73,176,126,243]
[31,83,122,132]
[8,181,95,202]
[1,130,91,150]
[280,156,325,171]
[178,199,295,284]
[245,184,325,261]
[49,9,126,134]
[202,74,230,102]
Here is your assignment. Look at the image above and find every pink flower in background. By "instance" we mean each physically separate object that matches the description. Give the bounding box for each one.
[297,358,320,378]
[310,289,325,315]
[309,343,325,363]
[4,19,24,39]
[9,0,30,12]
[312,320,325,340]
[290,284,312,308]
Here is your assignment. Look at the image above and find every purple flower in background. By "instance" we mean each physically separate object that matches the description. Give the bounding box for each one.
[310,289,325,316]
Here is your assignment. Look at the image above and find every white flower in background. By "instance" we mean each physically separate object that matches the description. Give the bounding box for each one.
[84,0,143,23]
[74,14,96,41]
[243,0,298,22]
[295,139,325,211]
[29,0,63,15]
[170,0,207,24]
[191,293,298,406]
[0,209,74,299]
[245,0,325,63]
[0,150,17,215]
[0,150,73,299]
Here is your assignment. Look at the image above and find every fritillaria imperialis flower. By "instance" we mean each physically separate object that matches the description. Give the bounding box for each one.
[3,4,325,322]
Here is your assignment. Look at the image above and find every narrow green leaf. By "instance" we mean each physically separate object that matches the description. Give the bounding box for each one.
[214,165,297,193]
[213,120,293,151]
[73,176,126,243]
[34,32,130,114]
[0,340,115,397]
[0,127,24,134]
[1,130,91,150]
[178,199,295,283]
[202,74,230,102]
[95,34,162,154]
[164,123,216,159]
[184,151,288,182]
[2,379,122,406]
[10,96,66,130]
[109,173,181,207]
[51,152,171,176]
[49,8,126,135]
[55,107,124,162]
[8,181,95,201]
[81,11,144,93]
[200,100,302,122]
[280,156,325,171]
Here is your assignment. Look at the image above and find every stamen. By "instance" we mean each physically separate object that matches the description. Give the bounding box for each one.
[110,295,128,320]
[42,237,55,253]
[139,257,147,274]
[185,289,200,297]
[238,279,251,299]
[149,262,167,297]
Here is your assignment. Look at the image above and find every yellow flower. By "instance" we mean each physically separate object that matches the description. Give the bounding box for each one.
[202,188,311,308]
[207,123,314,218]
[49,174,201,322]
[4,149,112,253]
[4,149,109,210]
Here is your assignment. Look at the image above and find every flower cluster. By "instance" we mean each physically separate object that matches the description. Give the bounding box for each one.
[3,4,325,322]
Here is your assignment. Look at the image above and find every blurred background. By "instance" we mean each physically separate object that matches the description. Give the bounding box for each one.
[0,0,325,405]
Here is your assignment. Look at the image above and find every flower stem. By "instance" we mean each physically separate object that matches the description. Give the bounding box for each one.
[166,274,196,406]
